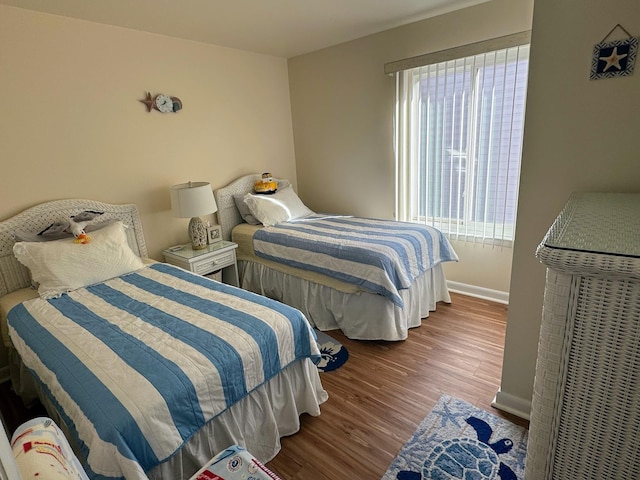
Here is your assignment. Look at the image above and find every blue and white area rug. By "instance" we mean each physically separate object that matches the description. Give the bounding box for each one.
[382,395,528,480]
[314,330,349,372]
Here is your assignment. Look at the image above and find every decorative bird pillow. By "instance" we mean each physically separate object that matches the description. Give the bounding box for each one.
[39,210,104,244]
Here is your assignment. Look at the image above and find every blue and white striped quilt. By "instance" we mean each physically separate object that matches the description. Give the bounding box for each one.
[7,263,320,480]
[252,215,458,307]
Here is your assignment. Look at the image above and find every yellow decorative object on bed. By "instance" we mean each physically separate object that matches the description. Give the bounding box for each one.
[253,172,278,194]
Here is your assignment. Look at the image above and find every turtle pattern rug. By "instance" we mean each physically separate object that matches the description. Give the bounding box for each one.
[382,395,528,480]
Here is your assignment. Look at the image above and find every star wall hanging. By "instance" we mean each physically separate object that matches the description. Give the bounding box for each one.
[590,24,638,80]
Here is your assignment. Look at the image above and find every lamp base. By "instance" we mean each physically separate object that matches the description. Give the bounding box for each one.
[188,217,208,250]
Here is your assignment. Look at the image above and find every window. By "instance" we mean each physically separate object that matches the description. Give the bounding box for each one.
[392,36,530,246]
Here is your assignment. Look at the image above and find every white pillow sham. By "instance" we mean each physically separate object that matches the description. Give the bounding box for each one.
[13,221,146,299]
[243,185,314,226]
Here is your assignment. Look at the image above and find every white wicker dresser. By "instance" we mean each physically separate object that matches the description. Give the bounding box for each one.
[525,192,640,479]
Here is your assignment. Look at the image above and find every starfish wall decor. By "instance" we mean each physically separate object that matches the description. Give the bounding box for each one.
[140,92,155,112]
[139,92,183,113]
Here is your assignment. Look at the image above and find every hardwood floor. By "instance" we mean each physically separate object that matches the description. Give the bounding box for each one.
[266,292,528,480]
[0,292,528,479]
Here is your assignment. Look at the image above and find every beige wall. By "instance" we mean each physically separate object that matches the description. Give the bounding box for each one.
[288,0,534,296]
[498,0,640,416]
[0,5,297,260]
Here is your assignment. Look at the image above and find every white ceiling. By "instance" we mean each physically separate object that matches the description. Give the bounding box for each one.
[0,0,489,58]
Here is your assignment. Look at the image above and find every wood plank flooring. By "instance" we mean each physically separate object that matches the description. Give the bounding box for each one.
[266,292,528,479]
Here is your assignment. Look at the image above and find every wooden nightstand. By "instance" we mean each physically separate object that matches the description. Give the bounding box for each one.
[162,241,239,287]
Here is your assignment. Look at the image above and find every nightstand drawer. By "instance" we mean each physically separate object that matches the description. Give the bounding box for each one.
[162,241,239,287]
[193,252,234,274]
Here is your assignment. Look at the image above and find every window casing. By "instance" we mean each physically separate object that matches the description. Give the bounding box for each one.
[393,39,530,247]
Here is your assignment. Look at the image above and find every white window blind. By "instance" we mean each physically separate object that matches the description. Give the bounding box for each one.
[392,35,530,246]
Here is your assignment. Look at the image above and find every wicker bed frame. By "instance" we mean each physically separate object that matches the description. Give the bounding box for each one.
[0,199,147,299]
[213,174,452,341]
[0,197,326,479]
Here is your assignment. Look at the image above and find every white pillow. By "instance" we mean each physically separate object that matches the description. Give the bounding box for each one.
[13,221,146,299]
[243,185,314,226]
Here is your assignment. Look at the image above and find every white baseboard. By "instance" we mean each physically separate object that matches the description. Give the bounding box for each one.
[492,389,531,421]
[447,281,509,304]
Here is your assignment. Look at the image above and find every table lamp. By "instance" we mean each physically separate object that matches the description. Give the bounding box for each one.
[170,181,217,250]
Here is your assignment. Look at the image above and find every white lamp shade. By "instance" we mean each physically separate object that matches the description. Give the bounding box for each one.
[170,182,217,218]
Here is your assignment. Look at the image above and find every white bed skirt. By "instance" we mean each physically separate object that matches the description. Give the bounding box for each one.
[11,355,327,480]
[149,358,326,479]
[238,260,451,341]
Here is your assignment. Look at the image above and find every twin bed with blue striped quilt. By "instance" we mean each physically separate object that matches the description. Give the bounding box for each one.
[7,263,322,480]
[252,214,459,307]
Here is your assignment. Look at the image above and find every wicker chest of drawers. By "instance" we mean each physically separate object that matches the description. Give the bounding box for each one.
[526,192,640,480]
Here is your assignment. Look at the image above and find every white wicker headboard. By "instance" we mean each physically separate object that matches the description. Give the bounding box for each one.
[0,199,147,297]
[213,174,289,241]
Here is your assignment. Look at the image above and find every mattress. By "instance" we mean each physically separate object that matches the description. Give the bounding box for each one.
[232,223,362,294]
[0,288,38,348]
